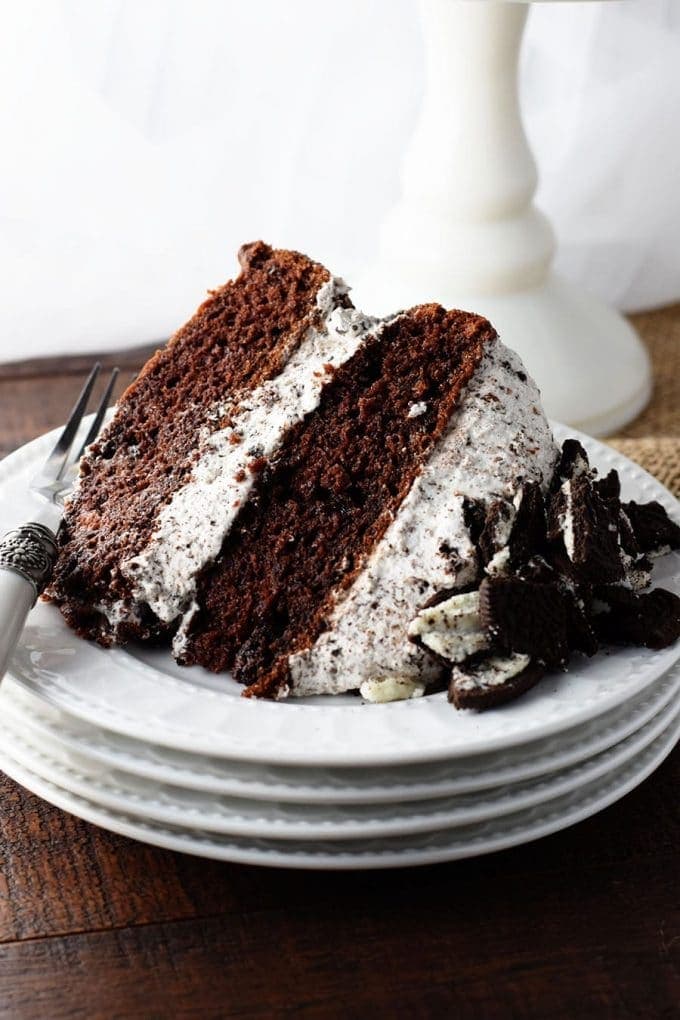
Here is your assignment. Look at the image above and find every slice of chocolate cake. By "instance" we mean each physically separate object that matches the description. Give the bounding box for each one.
[50,242,557,701]
[51,242,344,645]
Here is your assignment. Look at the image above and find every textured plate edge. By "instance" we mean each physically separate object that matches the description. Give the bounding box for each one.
[0,716,676,869]
[0,696,678,842]
[2,665,679,805]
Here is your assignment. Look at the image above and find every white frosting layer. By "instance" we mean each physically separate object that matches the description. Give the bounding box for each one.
[121,279,380,625]
[288,341,557,696]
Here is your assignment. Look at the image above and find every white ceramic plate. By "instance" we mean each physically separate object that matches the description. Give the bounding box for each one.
[2,663,679,804]
[0,715,677,868]
[0,690,677,840]
[2,425,679,766]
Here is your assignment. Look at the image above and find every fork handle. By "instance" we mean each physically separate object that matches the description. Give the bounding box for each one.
[0,523,59,681]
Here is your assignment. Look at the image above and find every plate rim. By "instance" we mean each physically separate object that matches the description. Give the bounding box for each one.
[0,715,676,869]
[0,687,677,840]
[2,663,679,805]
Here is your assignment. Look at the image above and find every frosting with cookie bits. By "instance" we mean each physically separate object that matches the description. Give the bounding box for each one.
[410,438,680,710]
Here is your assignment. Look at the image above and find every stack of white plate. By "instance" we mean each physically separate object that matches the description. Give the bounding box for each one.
[0,427,678,870]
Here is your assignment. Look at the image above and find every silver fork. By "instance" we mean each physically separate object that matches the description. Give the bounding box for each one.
[0,363,119,680]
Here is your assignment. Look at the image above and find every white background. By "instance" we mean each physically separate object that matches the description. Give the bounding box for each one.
[0,0,678,363]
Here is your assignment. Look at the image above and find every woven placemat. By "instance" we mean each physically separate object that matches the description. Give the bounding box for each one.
[605,303,680,497]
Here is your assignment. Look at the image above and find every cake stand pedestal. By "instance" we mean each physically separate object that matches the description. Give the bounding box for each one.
[358,0,651,436]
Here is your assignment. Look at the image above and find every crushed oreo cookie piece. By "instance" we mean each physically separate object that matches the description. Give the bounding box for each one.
[550,438,591,492]
[515,554,557,585]
[449,654,545,710]
[478,498,515,574]
[548,472,624,586]
[360,675,426,703]
[564,590,599,657]
[420,585,474,609]
[509,482,547,567]
[594,469,621,503]
[408,590,489,665]
[592,586,680,650]
[437,540,466,578]
[478,576,572,669]
[479,483,547,577]
[462,498,487,548]
[621,500,680,557]
[618,506,640,558]
[617,507,653,591]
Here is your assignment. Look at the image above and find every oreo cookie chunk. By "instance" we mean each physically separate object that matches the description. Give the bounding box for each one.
[594,469,621,504]
[479,483,547,577]
[592,586,680,650]
[510,482,547,566]
[463,497,487,548]
[479,575,587,669]
[548,471,624,586]
[565,589,599,657]
[616,508,652,592]
[621,500,680,557]
[478,576,570,668]
[618,506,639,558]
[478,498,515,575]
[408,590,489,665]
[449,654,545,710]
[550,439,591,493]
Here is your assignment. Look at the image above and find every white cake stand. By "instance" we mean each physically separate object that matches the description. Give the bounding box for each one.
[358,0,651,436]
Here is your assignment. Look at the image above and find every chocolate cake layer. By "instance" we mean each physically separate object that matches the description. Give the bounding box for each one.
[51,243,334,642]
[178,305,496,695]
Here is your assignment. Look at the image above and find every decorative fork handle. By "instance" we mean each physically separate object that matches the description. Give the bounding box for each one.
[0,523,59,681]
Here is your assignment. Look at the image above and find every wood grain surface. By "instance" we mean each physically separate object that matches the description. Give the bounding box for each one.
[0,347,678,1020]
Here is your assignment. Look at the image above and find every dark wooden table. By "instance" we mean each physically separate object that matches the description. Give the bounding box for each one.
[0,353,678,1020]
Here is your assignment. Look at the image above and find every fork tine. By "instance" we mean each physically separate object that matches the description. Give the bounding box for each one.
[75,367,119,461]
[43,363,101,480]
